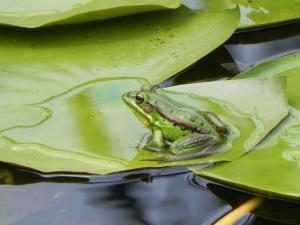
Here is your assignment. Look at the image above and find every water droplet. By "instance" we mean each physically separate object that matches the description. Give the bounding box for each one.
[11,145,18,151]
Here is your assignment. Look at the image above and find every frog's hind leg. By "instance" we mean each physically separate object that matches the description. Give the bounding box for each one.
[203,111,228,136]
[165,134,220,162]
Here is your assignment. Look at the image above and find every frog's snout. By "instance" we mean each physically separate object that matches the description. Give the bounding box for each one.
[122,93,127,100]
[122,92,135,103]
[122,93,129,103]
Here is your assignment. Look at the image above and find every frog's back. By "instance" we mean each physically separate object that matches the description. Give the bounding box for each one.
[148,92,218,135]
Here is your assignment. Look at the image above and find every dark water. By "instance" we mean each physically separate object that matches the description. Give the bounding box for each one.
[1,164,300,225]
[1,21,300,225]
[162,20,300,87]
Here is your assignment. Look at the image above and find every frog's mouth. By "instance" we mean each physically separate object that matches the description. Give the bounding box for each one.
[122,92,153,127]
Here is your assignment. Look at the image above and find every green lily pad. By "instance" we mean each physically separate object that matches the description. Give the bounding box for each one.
[0,77,287,174]
[196,52,300,199]
[0,6,239,87]
[237,52,300,109]
[0,0,181,28]
[236,52,300,79]
[234,0,300,29]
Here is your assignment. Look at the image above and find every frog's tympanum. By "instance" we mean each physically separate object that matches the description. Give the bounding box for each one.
[122,86,228,161]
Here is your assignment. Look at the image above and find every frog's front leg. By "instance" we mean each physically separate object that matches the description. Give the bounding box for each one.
[144,127,165,152]
[166,134,220,161]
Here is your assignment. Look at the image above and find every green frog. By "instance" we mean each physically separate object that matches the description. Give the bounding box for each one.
[122,86,228,161]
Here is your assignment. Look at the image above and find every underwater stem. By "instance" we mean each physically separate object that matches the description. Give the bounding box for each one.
[214,196,264,225]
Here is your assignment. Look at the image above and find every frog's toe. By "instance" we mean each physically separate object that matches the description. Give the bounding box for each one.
[143,145,165,152]
[171,150,217,162]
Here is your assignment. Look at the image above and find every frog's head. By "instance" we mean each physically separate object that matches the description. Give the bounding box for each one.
[122,88,156,127]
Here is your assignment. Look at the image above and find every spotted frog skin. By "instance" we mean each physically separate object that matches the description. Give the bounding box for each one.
[122,86,228,161]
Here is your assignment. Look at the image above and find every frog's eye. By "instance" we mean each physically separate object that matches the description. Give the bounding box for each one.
[135,93,145,104]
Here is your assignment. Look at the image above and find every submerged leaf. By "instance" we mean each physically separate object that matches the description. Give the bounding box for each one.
[0,78,287,174]
[196,52,300,199]
[0,0,181,28]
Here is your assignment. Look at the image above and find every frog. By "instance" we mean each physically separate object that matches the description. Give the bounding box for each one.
[122,86,228,162]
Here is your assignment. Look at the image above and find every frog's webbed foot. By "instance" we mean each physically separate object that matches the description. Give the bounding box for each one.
[142,134,221,163]
[139,151,213,163]
[139,156,169,162]
[143,145,165,153]
[140,148,216,163]
[156,150,216,162]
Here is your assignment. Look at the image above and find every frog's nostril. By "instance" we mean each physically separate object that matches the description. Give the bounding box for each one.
[122,92,134,100]
[122,93,128,100]
[128,92,136,98]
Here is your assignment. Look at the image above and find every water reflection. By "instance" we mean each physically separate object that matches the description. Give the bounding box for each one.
[0,163,298,225]
[160,46,237,87]
[0,171,231,225]
[164,21,300,86]
[226,23,300,71]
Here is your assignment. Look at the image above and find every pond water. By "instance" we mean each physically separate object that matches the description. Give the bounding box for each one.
[1,21,300,225]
